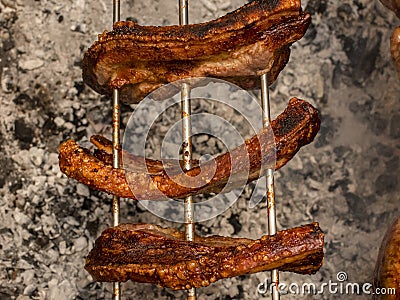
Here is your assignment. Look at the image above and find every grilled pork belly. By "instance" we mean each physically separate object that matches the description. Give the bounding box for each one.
[85,222,324,290]
[82,0,311,103]
[58,98,320,200]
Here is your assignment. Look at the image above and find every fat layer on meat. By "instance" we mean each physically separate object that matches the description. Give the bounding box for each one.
[82,0,311,103]
[85,222,325,290]
[58,98,320,201]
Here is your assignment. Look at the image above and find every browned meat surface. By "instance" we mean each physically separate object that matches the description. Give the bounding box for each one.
[380,0,400,18]
[85,222,324,290]
[391,27,400,80]
[374,215,400,299]
[82,0,311,103]
[58,98,320,200]
[90,135,200,171]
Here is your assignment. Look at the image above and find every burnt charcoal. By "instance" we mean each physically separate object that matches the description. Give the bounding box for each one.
[375,174,398,195]
[301,22,317,45]
[389,113,400,139]
[344,192,367,219]
[73,81,85,96]
[305,0,328,15]
[313,115,336,148]
[14,119,34,148]
[86,219,100,237]
[341,27,382,85]
[385,156,399,173]
[13,93,37,109]
[42,115,59,136]
[337,3,353,23]
[228,213,242,235]
[34,235,50,249]
[348,98,374,115]
[370,113,389,136]
[0,158,12,188]
[332,64,343,89]
[374,143,394,158]
[329,178,351,193]
[333,145,351,157]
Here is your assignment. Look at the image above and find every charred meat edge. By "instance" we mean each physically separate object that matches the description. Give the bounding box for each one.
[58,98,320,200]
[85,222,324,290]
[82,0,311,103]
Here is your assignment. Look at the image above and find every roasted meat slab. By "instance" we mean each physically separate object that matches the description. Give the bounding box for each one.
[58,98,320,200]
[374,216,400,300]
[82,0,311,103]
[85,222,324,290]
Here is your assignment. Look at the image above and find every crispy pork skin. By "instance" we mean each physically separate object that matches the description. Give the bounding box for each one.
[90,135,200,172]
[82,0,311,103]
[84,222,324,290]
[374,216,400,299]
[58,98,320,200]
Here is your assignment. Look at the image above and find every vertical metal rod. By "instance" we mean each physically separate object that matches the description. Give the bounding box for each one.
[112,1,121,299]
[112,89,121,227]
[260,74,280,300]
[113,0,120,25]
[179,0,188,25]
[181,83,195,241]
[179,1,196,299]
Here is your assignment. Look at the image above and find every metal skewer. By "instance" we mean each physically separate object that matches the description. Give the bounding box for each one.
[112,1,121,299]
[260,74,280,300]
[181,83,195,243]
[179,1,196,299]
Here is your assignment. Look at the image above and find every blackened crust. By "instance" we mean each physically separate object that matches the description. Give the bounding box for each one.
[58,98,320,200]
[82,0,311,103]
[84,222,324,289]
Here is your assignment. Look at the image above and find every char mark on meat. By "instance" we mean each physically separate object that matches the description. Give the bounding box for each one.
[58,98,320,200]
[85,222,325,290]
[82,0,311,103]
